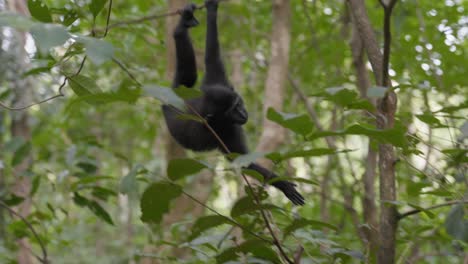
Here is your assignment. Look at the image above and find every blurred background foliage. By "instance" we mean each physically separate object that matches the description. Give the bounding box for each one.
[0,0,467,263]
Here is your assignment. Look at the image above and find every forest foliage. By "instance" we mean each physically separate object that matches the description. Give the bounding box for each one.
[0,0,467,263]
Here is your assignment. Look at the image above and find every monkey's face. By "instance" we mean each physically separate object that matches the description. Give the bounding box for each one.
[225,95,248,125]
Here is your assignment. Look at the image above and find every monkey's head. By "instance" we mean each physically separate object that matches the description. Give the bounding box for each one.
[204,86,248,125]
[225,95,248,125]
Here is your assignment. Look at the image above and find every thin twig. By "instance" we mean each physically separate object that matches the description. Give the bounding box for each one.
[0,201,48,263]
[398,200,468,220]
[184,104,295,264]
[176,186,271,244]
[105,0,230,30]
[112,58,142,86]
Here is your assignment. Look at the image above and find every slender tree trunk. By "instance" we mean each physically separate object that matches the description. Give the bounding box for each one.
[347,0,398,263]
[256,0,291,160]
[349,11,379,260]
[5,1,34,263]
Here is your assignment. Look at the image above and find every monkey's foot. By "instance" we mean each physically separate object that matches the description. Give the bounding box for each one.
[272,180,305,206]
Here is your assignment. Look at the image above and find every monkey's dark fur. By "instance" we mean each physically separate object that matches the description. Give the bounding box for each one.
[162,0,304,205]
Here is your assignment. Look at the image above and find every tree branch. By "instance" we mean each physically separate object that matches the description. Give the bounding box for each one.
[0,201,48,264]
[398,200,468,220]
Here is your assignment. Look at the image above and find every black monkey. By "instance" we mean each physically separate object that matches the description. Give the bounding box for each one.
[162,0,304,205]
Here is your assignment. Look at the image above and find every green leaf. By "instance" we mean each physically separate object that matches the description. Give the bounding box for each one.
[2,194,25,206]
[216,239,280,263]
[27,0,52,23]
[267,148,351,162]
[12,142,31,167]
[416,113,446,127]
[89,0,108,18]
[407,203,435,218]
[232,152,265,167]
[30,24,69,54]
[143,85,186,110]
[231,196,281,218]
[120,165,143,195]
[68,75,101,96]
[87,200,114,225]
[91,186,117,201]
[309,123,407,148]
[167,158,208,181]
[445,204,468,242]
[140,182,183,224]
[76,36,114,65]
[241,169,264,182]
[367,86,388,98]
[73,192,114,225]
[62,10,79,26]
[0,13,35,31]
[30,175,41,196]
[174,87,203,100]
[284,218,338,238]
[189,215,231,241]
[267,108,314,136]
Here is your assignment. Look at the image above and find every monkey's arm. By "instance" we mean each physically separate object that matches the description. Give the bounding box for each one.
[203,0,228,85]
[172,4,198,89]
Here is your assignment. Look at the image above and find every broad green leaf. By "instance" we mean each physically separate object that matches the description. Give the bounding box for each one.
[89,0,108,18]
[68,75,101,96]
[241,169,264,182]
[30,24,69,54]
[143,85,186,110]
[174,87,203,100]
[216,239,280,263]
[67,90,141,106]
[30,175,41,196]
[76,36,114,65]
[87,200,114,225]
[367,86,388,98]
[27,0,52,23]
[73,192,114,225]
[232,152,265,167]
[2,194,25,206]
[267,108,314,136]
[91,186,117,201]
[12,142,31,167]
[267,148,352,162]
[140,182,182,224]
[330,248,365,262]
[231,196,280,218]
[407,203,435,218]
[325,86,346,95]
[284,218,338,238]
[189,215,231,241]
[167,158,208,181]
[62,10,79,26]
[120,165,143,195]
[0,13,35,30]
[445,204,468,242]
[416,113,446,127]
[309,124,407,148]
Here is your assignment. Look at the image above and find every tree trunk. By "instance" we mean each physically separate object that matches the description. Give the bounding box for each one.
[5,1,34,263]
[349,12,379,260]
[347,0,398,263]
[256,0,291,162]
